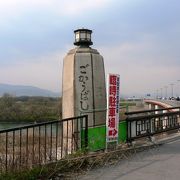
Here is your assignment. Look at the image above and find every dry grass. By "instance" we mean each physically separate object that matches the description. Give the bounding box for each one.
[0,128,78,173]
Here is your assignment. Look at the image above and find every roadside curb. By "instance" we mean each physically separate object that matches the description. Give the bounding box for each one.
[128,131,180,149]
[156,132,180,145]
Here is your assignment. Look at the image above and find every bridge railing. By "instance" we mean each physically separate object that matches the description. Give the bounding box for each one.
[0,115,88,173]
[125,107,180,142]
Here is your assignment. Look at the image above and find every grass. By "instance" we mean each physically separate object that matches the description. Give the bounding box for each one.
[0,166,50,180]
[0,148,88,179]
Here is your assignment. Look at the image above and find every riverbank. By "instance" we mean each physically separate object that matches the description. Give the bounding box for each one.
[0,95,61,124]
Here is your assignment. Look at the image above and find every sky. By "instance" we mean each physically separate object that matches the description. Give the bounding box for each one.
[0,0,180,97]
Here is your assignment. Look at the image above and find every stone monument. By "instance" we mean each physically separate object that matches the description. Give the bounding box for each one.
[62,28,106,127]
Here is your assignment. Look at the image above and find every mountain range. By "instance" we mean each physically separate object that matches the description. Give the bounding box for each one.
[0,83,145,99]
[0,83,60,97]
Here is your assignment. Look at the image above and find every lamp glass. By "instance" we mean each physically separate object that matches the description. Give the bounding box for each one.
[81,32,86,39]
[86,33,91,40]
[75,32,80,41]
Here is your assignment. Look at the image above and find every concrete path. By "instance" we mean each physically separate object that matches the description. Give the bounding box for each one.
[79,138,180,180]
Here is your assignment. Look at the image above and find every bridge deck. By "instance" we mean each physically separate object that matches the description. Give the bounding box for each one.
[145,99,180,108]
[80,135,180,180]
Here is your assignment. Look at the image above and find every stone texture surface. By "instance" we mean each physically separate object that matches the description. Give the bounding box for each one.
[75,52,94,126]
[62,47,106,126]
[62,52,75,119]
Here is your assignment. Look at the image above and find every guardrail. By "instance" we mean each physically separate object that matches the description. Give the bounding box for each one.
[125,107,180,142]
[0,115,88,173]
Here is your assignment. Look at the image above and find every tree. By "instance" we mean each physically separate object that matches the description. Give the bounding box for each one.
[0,93,15,108]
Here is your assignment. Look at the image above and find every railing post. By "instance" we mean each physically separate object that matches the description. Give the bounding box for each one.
[126,117,131,144]
[126,105,129,113]
[126,118,129,143]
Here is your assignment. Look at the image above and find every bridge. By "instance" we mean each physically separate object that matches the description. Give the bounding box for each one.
[145,99,180,110]
[0,99,180,177]
[80,99,180,179]
[126,99,180,142]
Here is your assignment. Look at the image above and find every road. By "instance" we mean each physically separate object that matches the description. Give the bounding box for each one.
[79,138,180,180]
[160,100,180,107]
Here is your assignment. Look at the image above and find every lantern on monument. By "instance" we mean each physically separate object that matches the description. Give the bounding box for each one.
[62,28,106,127]
[74,29,93,46]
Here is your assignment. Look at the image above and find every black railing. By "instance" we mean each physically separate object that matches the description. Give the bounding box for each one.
[126,107,180,142]
[0,115,88,173]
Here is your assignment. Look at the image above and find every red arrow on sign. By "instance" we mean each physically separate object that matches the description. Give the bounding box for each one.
[109,129,118,136]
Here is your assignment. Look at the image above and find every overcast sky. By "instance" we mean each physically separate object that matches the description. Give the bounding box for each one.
[0,0,180,97]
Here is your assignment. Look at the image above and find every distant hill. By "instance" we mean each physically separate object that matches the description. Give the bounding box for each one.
[0,83,60,97]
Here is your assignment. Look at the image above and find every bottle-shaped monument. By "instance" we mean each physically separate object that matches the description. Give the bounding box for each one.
[62,29,106,128]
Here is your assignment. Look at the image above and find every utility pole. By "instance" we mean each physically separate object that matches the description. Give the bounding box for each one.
[170,83,174,98]
[164,86,168,99]
[156,89,159,99]
[160,88,163,99]
[177,80,180,97]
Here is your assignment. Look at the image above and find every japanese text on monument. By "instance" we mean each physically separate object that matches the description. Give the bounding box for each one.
[78,64,90,111]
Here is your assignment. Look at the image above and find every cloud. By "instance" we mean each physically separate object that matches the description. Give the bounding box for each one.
[0,0,111,21]
[0,0,112,62]
[1,31,179,95]
[99,32,180,68]
[0,0,179,96]
[99,37,180,95]
[0,50,66,92]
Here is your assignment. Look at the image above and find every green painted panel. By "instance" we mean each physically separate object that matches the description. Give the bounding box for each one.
[81,121,127,151]
[81,125,106,151]
[118,121,127,142]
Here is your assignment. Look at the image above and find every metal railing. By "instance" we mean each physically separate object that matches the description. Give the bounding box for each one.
[0,115,88,173]
[126,107,180,142]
